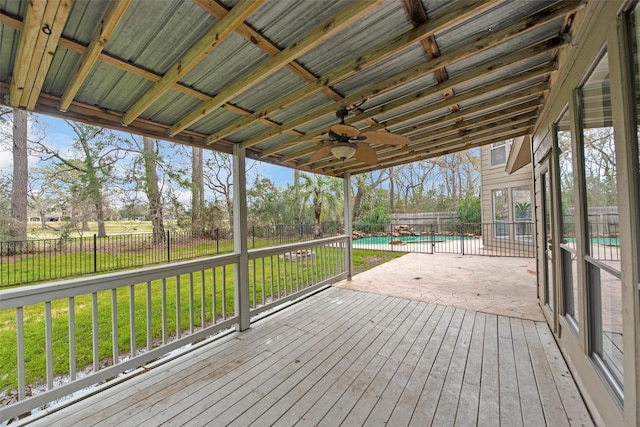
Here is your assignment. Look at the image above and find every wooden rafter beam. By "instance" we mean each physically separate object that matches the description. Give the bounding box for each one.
[327,121,534,175]
[314,113,538,172]
[0,9,285,130]
[338,128,531,176]
[59,0,131,111]
[168,0,386,136]
[122,0,263,125]
[276,83,546,163]
[286,99,542,164]
[272,58,555,161]
[267,38,560,157]
[401,0,449,82]
[10,0,73,109]
[194,0,343,103]
[206,0,500,145]
[240,1,577,151]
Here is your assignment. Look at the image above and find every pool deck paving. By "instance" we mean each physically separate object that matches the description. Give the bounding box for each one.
[336,252,543,321]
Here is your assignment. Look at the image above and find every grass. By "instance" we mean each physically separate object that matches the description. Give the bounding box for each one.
[25,220,157,239]
[0,248,404,396]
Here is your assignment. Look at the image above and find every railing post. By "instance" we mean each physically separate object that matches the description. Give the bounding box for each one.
[460,223,465,255]
[431,223,435,253]
[299,223,303,240]
[233,144,250,331]
[343,172,353,280]
[252,225,255,248]
[93,234,97,272]
[167,230,170,263]
[215,228,219,253]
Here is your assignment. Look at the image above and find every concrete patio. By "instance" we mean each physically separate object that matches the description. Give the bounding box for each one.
[337,253,542,321]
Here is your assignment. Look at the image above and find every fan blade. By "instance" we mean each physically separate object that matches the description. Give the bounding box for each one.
[359,131,409,145]
[309,146,331,163]
[330,124,359,138]
[355,142,378,165]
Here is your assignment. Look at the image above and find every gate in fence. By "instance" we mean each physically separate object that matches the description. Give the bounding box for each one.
[352,222,536,258]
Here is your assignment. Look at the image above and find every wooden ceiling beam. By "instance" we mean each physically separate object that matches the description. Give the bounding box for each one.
[273,62,553,161]
[274,83,546,163]
[320,115,537,172]
[402,100,541,141]
[329,122,533,175]
[0,9,293,134]
[10,0,73,109]
[286,100,541,164]
[402,0,451,96]
[194,0,343,102]
[205,0,499,145]
[122,0,263,125]
[240,1,577,150]
[339,128,531,176]
[8,0,45,106]
[169,0,386,136]
[59,0,131,111]
[260,43,556,159]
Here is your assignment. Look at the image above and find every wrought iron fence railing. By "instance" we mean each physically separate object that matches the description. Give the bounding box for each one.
[352,221,537,257]
[0,222,340,287]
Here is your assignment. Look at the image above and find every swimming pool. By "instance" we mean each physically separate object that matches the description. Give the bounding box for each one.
[353,235,477,245]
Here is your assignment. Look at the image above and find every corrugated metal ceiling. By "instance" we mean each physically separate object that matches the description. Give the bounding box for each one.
[0,0,583,176]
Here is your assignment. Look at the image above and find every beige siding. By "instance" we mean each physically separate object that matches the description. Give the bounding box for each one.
[480,139,534,252]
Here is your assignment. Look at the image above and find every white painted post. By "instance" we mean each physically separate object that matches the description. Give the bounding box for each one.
[233,144,250,331]
[343,172,353,281]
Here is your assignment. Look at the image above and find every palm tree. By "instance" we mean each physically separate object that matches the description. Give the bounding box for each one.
[290,172,343,238]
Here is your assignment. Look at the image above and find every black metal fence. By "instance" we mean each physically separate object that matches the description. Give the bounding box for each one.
[352,221,536,258]
[0,222,340,287]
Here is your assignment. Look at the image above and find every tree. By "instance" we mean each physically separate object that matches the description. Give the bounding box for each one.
[248,176,285,226]
[10,108,28,241]
[290,172,343,238]
[352,170,387,220]
[203,151,258,228]
[203,151,233,227]
[31,121,125,238]
[143,136,165,240]
[192,147,204,235]
[28,166,60,231]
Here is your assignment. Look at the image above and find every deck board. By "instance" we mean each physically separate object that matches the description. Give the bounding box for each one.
[27,287,593,427]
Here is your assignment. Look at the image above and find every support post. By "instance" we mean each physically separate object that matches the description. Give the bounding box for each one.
[233,144,250,331]
[343,172,353,280]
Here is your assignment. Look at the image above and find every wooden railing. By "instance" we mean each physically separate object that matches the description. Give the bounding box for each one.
[0,236,349,423]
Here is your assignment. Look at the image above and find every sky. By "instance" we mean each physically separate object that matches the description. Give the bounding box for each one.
[1,112,297,189]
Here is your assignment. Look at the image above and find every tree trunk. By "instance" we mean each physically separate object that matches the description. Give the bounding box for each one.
[313,190,322,239]
[143,137,165,242]
[191,147,203,237]
[94,199,106,237]
[389,167,395,212]
[10,108,28,241]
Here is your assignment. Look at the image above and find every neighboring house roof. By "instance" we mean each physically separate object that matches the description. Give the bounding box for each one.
[0,0,582,176]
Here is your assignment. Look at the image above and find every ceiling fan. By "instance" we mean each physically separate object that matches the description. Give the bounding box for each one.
[308,108,410,166]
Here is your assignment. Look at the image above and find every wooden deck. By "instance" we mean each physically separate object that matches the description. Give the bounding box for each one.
[27,287,593,426]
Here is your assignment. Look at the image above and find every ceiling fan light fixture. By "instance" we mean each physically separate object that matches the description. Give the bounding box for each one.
[330,142,357,160]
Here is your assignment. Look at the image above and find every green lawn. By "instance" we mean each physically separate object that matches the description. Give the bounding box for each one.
[0,248,405,395]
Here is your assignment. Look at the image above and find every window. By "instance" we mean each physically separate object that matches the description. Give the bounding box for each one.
[490,141,507,165]
[512,186,532,240]
[492,189,509,238]
[556,108,579,331]
[628,0,640,328]
[579,51,623,398]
